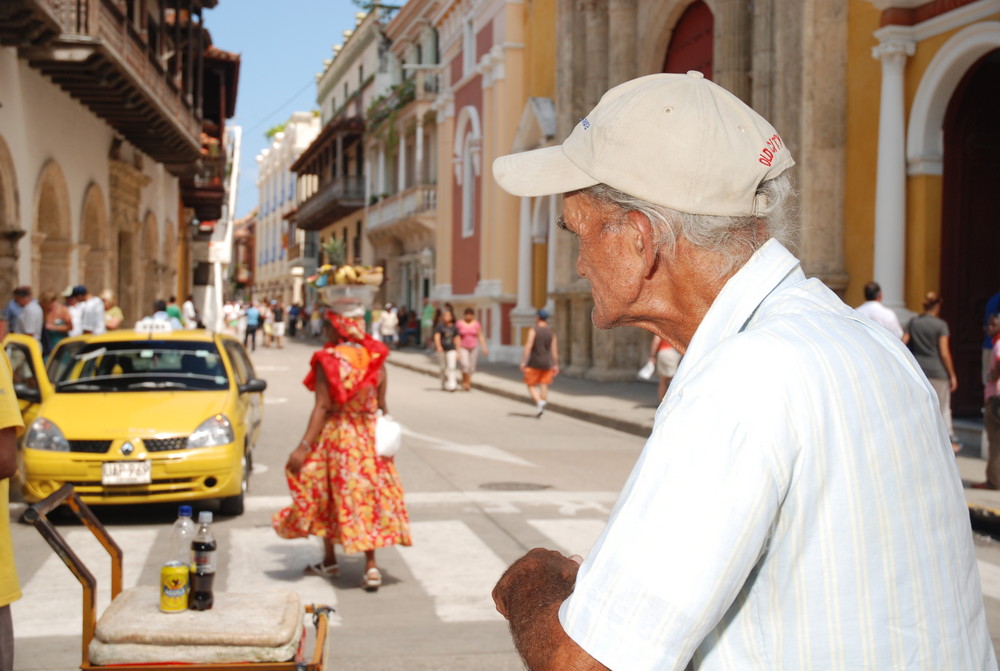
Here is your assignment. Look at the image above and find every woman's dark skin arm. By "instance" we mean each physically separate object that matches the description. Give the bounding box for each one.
[377,368,388,414]
[287,363,334,475]
[492,549,611,671]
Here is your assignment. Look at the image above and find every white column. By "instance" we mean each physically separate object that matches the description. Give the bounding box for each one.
[515,197,533,312]
[871,37,914,310]
[545,196,558,313]
[377,148,386,196]
[415,119,424,185]
[397,134,407,192]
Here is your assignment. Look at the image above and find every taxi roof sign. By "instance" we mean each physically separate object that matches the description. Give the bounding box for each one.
[133,317,176,334]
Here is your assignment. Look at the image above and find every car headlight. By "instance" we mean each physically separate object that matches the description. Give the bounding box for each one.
[25,418,70,452]
[187,415,234,449]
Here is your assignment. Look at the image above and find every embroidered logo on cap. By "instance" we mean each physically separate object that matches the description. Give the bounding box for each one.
[758,134,785,167]
[580,118,591,130]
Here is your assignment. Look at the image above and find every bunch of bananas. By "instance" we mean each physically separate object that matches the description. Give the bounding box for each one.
[307,264,384,288]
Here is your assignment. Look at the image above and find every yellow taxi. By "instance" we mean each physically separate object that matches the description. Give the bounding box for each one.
[3,323,266,515]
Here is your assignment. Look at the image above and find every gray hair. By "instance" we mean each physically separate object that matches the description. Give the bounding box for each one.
[581,173,796,278]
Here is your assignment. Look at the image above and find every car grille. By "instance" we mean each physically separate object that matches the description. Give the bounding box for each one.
[68,440,112,454]
[144,437,189,452]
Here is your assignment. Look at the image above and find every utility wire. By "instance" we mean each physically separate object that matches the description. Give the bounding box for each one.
[241,77,317,135]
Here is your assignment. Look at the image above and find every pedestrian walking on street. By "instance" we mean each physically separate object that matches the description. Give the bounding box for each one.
[490,72,992,669]
[39,290,72,358]
[647,335,680,402]
[378,303,399,348]
[273,310,411,592]
[457,308,488,391]
[420,297,436,350]
[434,309,460,392]
[12,287,43,344]
[855,281,903,339]
[101,289,124,331]
[273,300,286,348]
[520,309,558,416]
[244,303,260,351]
[977,313,1000,490]
[903,292,961,454]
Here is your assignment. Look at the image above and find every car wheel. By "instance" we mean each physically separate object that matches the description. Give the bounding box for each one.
[219,452,248,516]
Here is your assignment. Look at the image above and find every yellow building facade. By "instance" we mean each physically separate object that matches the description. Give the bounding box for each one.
[848,0,1000,415]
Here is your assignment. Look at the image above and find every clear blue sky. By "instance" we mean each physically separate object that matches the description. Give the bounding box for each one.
[204,1,363,220]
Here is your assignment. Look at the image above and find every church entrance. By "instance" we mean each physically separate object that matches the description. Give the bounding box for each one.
[941,49,1000,417]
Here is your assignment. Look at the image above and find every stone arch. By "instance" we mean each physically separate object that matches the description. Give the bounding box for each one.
[81,183,110,295]
[661,0,714,77]
[907,21,1000,176]
[140,210,159,316]
[0,134,23,302]
[640,0,716,75]
[32,160,73,294]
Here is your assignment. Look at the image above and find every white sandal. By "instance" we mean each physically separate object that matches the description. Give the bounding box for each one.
[304,562,340,579]
[361,567,382,591]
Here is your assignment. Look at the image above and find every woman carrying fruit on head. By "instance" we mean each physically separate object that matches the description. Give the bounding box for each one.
[272,302,411,591]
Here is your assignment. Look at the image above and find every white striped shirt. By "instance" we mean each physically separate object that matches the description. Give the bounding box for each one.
[560,240,995,670]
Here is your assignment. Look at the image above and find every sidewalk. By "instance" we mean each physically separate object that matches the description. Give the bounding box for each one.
[384,346,1000,522]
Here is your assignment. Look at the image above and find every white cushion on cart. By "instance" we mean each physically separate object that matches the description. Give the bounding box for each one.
[89,586,303,665]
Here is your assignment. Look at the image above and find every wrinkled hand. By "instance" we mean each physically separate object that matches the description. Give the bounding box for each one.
[493,548,583,620]
[286,445,308,475]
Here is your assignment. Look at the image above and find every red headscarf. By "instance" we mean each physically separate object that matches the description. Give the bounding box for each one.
[302,311,390,404]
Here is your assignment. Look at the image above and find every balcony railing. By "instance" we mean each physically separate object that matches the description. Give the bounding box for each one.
[367,184,437,232]
[0,0,203,174]
[296,175,365,231]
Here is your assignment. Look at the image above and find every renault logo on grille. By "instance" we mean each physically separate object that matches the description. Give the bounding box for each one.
[120,442,134,456]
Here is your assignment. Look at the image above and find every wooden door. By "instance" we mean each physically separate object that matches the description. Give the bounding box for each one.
[662,1,714,79]
[941,50,1000,416]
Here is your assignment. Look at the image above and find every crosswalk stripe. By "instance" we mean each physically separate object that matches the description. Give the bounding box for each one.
[527,518,606,558]
[226,528,341,626]
[396,521,508,623]
[13,528,156,638]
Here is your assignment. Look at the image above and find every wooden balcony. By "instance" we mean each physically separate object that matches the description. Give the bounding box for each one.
[295,176,365,232]
[179,150,224,220]
[0,0,204,175]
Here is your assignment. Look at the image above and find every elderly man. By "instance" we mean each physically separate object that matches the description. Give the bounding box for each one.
[490,73,993,669]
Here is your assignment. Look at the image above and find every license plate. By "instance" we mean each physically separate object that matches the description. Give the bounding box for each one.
[102,460,152,485]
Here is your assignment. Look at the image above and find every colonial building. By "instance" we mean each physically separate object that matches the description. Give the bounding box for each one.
[848,0,1000,415]
[364,0,441,316]
[0,0,238,325]
[493,0,848,379]
[432,0,534,362]
[254,111,320,304]
[290,10,389,310]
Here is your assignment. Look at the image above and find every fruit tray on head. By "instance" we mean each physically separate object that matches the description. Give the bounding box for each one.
[317,284,379,313]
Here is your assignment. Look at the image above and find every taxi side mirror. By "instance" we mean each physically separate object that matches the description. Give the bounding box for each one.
[238,379,267,394]
[13,383,41,404]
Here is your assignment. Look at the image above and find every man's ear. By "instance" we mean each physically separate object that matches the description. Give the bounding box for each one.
[625,210,658,279]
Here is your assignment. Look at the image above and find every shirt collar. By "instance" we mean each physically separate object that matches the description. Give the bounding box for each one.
[677,239,802,375]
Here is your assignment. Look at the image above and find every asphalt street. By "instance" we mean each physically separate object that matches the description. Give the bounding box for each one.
[7,338,1000,668]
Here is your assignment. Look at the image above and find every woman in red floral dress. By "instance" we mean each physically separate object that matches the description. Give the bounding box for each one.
[273,311,411,591]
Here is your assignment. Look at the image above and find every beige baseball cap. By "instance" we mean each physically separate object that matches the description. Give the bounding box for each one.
[492,71,794,217]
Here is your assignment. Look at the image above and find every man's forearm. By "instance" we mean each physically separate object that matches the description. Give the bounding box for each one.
[508,601,610,671]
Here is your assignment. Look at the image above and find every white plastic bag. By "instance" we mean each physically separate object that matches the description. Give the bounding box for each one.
[375,413,402,458]
[637,360,655,381]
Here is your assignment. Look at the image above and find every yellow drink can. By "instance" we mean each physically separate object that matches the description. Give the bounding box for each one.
[160,561,189,612]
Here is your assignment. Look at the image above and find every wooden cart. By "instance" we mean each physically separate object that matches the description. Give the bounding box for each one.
[24,484,331,670]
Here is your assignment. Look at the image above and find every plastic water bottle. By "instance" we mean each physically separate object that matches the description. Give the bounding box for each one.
[189,511,217,611]
[169,505,196,565]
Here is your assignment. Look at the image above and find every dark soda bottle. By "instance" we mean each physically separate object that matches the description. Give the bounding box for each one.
[189,511,216,611]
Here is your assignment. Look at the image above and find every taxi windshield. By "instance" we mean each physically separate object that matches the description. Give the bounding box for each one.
[47,340,229,393]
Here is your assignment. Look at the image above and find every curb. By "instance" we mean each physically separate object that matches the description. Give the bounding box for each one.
[386,358,652,438]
